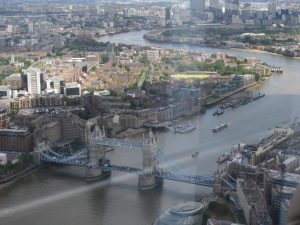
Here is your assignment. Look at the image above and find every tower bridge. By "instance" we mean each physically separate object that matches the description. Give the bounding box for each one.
[35,125,215,189]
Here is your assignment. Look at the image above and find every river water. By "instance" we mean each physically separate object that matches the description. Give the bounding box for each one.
[1,30,300,225]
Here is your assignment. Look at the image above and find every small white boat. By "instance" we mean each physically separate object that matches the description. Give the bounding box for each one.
[212,123,229,132]
[174,122,196,134]
[192,152,199,158]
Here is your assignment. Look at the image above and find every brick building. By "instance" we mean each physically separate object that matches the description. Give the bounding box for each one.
[0,129,33,152]
[0,108,8,128]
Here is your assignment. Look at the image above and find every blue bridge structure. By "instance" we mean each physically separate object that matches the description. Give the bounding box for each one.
[37,128,217,189]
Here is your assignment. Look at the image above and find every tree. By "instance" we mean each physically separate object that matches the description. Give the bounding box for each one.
[71,138,84,151]
[101,54,110,64]
[90,66,97,72]
[19,153,33,167]
[8,109,19,121]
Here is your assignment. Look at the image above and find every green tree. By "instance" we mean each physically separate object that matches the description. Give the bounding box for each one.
[71,138,84,151]
[101,54,110,64]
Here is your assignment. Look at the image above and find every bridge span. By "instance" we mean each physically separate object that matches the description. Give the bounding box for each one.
[36,126,215,188]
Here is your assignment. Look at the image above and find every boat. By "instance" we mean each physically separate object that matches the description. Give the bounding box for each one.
[192,152,199,158]
[253,93,266,101]
[212,123,229,132]
[174,123,196,134]
[213,108,224,116]
[220,102,231,109]
[216,153,230,164]
[231,100,243,109]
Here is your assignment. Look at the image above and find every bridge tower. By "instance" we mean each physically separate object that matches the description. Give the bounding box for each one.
[138,129,161,189]
[85,124,109,181]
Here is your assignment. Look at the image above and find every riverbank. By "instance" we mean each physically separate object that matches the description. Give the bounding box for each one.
[231,47,300,60]
[202,81,261,107]
[0,165,39,190]
[143,29,300,60]
[143,33,227,49]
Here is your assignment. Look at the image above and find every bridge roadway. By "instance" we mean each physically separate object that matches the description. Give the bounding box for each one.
[92,137,145,149]
[40,151,214,187]
[39,137,215,187]
[40,149,89,167]
[101,164,214,187]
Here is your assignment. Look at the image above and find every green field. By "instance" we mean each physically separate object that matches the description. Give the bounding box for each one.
[171,74,210,79]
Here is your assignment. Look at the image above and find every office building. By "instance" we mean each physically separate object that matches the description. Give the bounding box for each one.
[0,86,11,98]
[237,179,272,225]
[165,7,172,27]
[0,153,7,165]
[210,0,221,9]
[207,219,243,225]
[0,108,8,128]
[64,82,81,97]
[0,128,33,152]
[25,68,41,96]
[146,50,160,62]
[190,0,205,12]
[46,75,64,94]
[225,0,240,14]
[2,73,22,89]
[28,22,34,33]
[268,3,277,18]
[279,199,290,225]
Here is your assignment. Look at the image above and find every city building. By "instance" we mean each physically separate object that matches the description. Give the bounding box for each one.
[25,68,42,96]
[0,128,33,152]
[268,3,277,19]
[35,121,62,145]
[165,7,172,27]
[46,75,64,94]
[0,86,11,98]
[190,0,205,12]
[28,22,34,33]
[209,0,221,10]
[0,108,8,128]
[6,25,16,33]
[271,186,295,224]
[207,219,243,225]
[225,0,240,15]
[146,50,160,62]
[279,199,290,225]
[0,153,7,165]
[64,82,81,97]
[59,113,88,143]
[1,73,22,89]
[237,178,272,225]
[264,170,300,223]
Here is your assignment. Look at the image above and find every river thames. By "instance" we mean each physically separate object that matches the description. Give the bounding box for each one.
[0,30,300,225]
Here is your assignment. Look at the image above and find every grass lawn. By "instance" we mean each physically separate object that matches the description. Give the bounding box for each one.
[171,74,210,79]
[202,95,220,104]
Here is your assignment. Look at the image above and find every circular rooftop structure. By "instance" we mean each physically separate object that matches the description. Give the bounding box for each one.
[153,202,203,225]
[170,202,203,216]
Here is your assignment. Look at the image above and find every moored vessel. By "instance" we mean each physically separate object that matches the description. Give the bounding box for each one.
[174,123,196,134]
[212,123,229,132]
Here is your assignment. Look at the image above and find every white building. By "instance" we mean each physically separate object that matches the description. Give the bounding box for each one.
[46,75,64,94]
[28,22,34,33]
[0,153,7,165]
[26,68,41,96]
[147,50,160,62]
[283,156,299,172]
[7,25,15,33]
[94,90,110,96]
